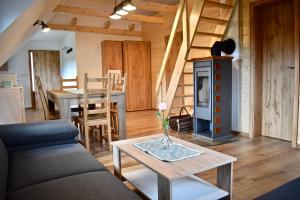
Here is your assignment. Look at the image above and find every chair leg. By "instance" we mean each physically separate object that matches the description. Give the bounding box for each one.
[84,125,90,152]
[115,114,119,140]
[101,125,105,144]
[96,126,101,142]
[107,123,112,152]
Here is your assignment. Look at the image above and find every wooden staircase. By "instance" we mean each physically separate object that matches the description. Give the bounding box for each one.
[155,0,237,116]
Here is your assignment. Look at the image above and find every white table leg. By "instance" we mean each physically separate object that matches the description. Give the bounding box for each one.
[58,98,71,120]
[158,174,172,200]
[116,94,127,139]
[217,162,233,200]
[113,145,122,179]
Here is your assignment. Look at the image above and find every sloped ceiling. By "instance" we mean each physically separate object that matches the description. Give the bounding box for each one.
[0,0,34,33]
[0,0,64,67]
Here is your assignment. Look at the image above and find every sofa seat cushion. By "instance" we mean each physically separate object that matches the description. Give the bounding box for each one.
[7,171,141,200]
[8,143,106,192]
[255,177,300,200]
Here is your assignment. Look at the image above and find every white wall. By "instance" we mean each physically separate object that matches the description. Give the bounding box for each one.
[60,32,77,79]
[75,32,141,87]
[1,40,61,108]
[0,0,34,33]
[223,2,241,132]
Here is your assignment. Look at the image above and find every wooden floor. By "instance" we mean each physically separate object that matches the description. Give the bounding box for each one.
[26,109,300,200]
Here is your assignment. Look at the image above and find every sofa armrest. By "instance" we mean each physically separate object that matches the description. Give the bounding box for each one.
[0,120,79,152]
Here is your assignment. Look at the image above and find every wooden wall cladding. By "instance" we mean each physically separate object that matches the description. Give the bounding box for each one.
[101,40,152,111]
[123,41,152,111]
[101,40,123,75]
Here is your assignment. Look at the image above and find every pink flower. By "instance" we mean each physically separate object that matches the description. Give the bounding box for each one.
[158,102,167,111]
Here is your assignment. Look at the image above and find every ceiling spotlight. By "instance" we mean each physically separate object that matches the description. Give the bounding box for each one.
[109,13,122,20]
[122,0,136,11]
[33,20,50,32]
[116,7,128,16]
[42,25,50,32]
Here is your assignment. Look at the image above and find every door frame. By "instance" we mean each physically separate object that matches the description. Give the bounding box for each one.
[28,50,36,109]
[249,0,300,147]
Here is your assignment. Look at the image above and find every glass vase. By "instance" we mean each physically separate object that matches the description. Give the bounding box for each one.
[161,127,173,149]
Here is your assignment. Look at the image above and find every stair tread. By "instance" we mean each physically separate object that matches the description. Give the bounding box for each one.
[178,84,193,87]
[200,16,229,25]
[205,0,234,9]
[175,94,193,97]
[191,45,211,50]
[196,31,223,37]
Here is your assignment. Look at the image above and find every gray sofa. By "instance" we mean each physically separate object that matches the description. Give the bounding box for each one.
[0,120,141,200]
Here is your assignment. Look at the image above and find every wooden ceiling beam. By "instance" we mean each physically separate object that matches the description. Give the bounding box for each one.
[80,0,177,13]
[48,23,142,37]
[54,5,164,23]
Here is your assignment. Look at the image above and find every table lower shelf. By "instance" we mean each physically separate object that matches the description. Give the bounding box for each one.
[123,168,228,200]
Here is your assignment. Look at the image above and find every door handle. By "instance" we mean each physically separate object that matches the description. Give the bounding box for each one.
[287,66,295,69]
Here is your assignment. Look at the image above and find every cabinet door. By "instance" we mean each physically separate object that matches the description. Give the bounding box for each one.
[101,40,123,75]
[123,41,152,111]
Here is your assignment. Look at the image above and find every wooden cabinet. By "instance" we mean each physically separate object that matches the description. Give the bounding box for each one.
[101,40,152,111]
[0,87,25,125]
[123,41,152,111]
[101,41,123,75]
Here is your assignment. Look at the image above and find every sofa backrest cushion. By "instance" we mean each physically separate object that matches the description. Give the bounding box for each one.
[0,120,79,152]
[0,139,8,200]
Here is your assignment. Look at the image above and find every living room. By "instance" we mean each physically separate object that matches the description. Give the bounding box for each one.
[0,0,300,199]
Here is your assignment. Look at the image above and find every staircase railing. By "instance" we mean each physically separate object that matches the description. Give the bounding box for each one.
[155,0,205,115]
[155,0,186,103]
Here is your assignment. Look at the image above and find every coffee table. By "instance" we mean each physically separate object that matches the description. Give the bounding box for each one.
[112,134,237,200]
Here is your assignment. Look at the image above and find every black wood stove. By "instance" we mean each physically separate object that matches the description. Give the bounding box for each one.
[193,56,233,141]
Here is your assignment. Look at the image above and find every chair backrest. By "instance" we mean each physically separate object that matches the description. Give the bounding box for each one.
[83,73,111,126]
[61,76,79,90]
[115,73,127,92]
[106,70,121,91]
[35,75,49,120]
[106,70,127,92]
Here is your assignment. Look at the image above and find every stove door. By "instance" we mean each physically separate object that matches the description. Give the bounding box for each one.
[194,66,212,120]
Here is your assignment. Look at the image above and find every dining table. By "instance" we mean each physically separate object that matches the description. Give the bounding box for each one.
[47,89,127,140]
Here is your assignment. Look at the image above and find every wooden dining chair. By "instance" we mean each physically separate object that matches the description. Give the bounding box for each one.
[110,73,127,139]
[60,76,83,116]
[76,73,112,152]
[106,70,122,90]
[35,75,60,121]
[60,76,79,90]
